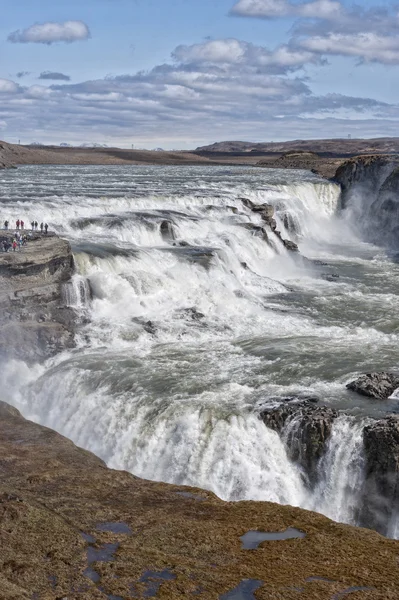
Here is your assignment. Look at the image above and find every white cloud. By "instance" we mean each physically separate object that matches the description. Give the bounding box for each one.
[230,0,342,20]
[26,85,54,99]
[0,79,19,93]
[8,21,90,45]
[0,36,397,146]
[299,33,399,64]
[172,39,318,72]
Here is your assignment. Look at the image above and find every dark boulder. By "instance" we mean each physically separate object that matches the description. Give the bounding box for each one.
[283,239,299,252]
[240,198,274,217]
[346,372,399,400]
[260,399,338,485]
[237,223,269,243]
[160,220,176,241]
[360,417,399,535]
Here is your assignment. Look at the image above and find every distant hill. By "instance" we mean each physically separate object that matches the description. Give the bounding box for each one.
[195,138,399,157]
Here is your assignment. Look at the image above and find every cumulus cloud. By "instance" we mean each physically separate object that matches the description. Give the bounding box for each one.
[39,71,71,81]
[8,21,90,45]
[230,0,342,20]
[0,79,19,93]
[0,36,397,145]
[230,0,399,66]
[16,71,30,79]
[172,39,318,72]
[299,33,399,64]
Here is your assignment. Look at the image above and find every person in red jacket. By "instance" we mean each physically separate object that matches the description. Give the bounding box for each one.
[21,220,24,229]
[16,219,20,230]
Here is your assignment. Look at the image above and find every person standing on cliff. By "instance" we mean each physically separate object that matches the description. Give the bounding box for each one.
[21,220,24,230]
[40,223,44,233]
[34,221,38,230]
[16,219,20,230]
[4,220,8,230]
[44,223,49,234]
[31,221,34,231]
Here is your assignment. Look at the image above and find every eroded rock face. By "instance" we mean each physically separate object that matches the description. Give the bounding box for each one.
[0,232,75,361]
[361,417,399,535]
[334,155,397,210]
[260,399,338,484]
[347,372,399,400]
[0,401,398,598]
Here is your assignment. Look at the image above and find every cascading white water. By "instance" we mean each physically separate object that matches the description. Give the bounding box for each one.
[308,417,368,523]
[2,164,399,535]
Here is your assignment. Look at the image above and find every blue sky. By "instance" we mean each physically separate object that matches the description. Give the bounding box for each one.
[1,0,399,148]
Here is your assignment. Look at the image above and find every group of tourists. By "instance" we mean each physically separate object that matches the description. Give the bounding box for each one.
[4,219,49,234]
[1,231,29,252]
[1,219,50,253]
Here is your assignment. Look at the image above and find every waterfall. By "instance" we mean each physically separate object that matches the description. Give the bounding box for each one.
[1,164,397,537]
[308,417,368,524]
[62,274,92,309]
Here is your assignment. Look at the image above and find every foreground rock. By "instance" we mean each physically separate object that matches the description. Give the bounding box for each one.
[0,401,398,599]
[347,372,399,399]
[0,232,75,361]
[261,399,338,484]
[361,417,399,535]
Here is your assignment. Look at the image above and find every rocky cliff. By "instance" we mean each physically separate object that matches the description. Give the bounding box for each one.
[0,232,75,361]
[0,399,398,599]
[260,393,399,537]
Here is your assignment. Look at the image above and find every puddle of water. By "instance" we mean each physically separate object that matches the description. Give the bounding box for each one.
[240,528,306,549]
[84,567,101,583]
[175,491,205,501]
[96,522,133,535]
[87,543,119,564]
[219,579,264,600]
[332,587,374,599]
[130,569,177,598]
[81,532,96,544]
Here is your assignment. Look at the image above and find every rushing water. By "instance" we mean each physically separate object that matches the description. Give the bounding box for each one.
[1,164,399,529]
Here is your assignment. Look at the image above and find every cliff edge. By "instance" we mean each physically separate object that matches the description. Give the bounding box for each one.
[0,231,75,361]
[0,400,398,599]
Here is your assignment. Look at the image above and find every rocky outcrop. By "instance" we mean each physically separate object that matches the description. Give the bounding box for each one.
[361,417,399,536]
[0,400,398,599]
[260,399,338,484]
[0,232,75,361]
[240,198,299,251]
[334,155,398,210]
[347,372,399,400]
[367,166,399,248]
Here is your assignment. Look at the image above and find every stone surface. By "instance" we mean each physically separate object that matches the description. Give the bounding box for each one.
[0,400,398,598]
[346,372,399,400]
[334,155,398,209]
[0,231,75,361]
[261,399,338,484]
[361,417,399,536]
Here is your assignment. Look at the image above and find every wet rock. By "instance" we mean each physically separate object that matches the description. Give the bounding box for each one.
[346,372,399,400]
[237,223,269,243]
[240,198,274,217]
[334,155,397,210]
[160,219,176,241]
[260,399,338,484]
[0,233,76,362]
[144,321,157,335]
[282,239,299,252]
[360,417,399,535]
